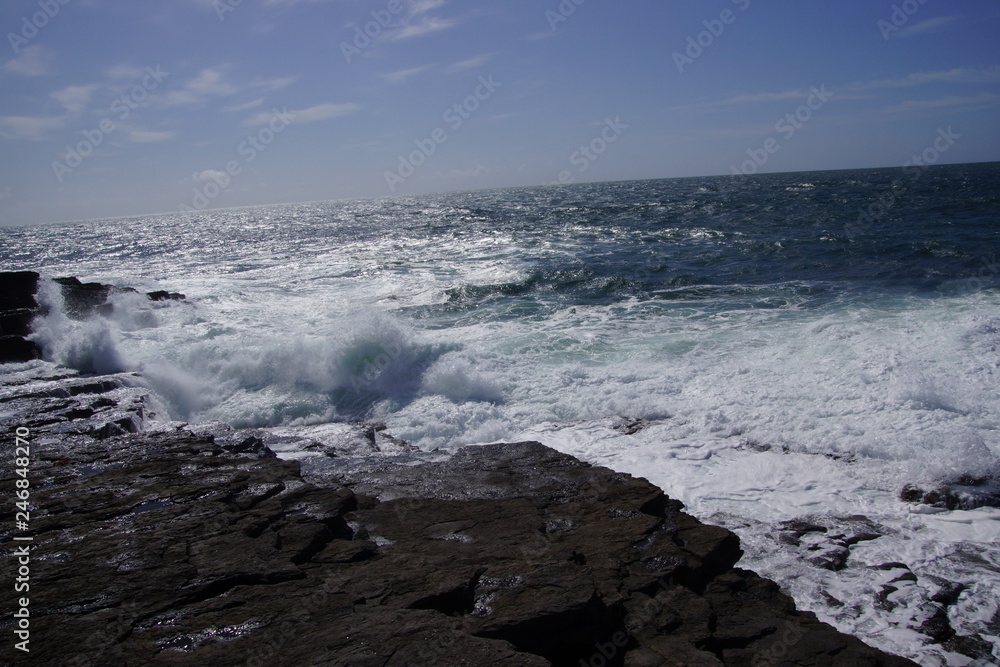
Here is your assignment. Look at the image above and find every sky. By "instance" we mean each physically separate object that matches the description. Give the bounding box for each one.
[1,0,999,225]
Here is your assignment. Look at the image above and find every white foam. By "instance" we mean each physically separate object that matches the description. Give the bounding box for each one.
[29,278,127,375]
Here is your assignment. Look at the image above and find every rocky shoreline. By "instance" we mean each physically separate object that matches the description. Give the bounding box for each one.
[0,272,919,664]
[2,408,914,665]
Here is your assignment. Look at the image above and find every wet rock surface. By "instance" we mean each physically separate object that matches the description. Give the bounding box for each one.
[900,480,1000,512]
[761,514,999,665]
[0,368,917,666]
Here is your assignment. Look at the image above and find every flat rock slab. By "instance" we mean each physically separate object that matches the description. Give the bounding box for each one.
[0,429,915,666]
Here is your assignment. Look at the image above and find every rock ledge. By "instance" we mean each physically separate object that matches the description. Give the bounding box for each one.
[2,429,915,666]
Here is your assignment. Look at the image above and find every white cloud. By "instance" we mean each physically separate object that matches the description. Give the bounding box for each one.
[162,67,238,107]
[250,75,298,92]
[129,130,175,143]
[0,115,65,141]
[390,17,459,41]
[410,0,446,13]
[670,66,1000,113]
[51,85,100,113]
[159,68,297,110]
[105,64,144,80]
[262,0,338,5]
[896,16,960,38]
[849,66,1000,91]
[222,97,266,112]
[193,169,228,182]
[3,45,55,77]
[381,65,432,84]
[242,103,359,126]
[445,53,496,74]
[449,165,489,178]
[880,93,1000,115]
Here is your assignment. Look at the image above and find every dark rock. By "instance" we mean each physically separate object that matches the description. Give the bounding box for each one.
[871,562,910,571]
[0,308,36,337]
[613,417,646,435]
[0,368,152,435]
[0,271,42,363]
[900,481,1000,511]
[0,335,41,362]
[779,520,827,544]
[0,428,917,666]
[54,276,115,319]
[929,581,966,607]
[944,634,995,661]
[918,608,955,643]
[223,435,277,459]
[147,290,186,302]
[0,270,39,309]
[775,517,884,572]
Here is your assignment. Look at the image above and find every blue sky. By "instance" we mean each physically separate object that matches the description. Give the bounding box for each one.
[1,0,998,225]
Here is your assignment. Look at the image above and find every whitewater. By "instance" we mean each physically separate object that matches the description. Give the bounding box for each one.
[2,164,999,665]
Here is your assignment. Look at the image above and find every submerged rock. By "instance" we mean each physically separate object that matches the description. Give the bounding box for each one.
[900,479,1000,511]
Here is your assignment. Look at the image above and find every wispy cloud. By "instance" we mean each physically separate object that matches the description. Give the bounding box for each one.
[846,66,1000,91]
[896,15,960,38]
[411,0,446,12]
[250,75,298,92]
[0,115,65,141]
[691,124,778,139]
[159,68,297,109]
[670,66,1000,112]
[129,130,175,143]
[161,67,238,107]
[192,169,228,182]
[445,53,496,74]
[390,17,459,41]
[449,164,489,178]
[242,102,359,126]
[51,85,100,113]
[668,88,826,112]
[880,93,1000,115]
[105,64,144,80]
[221,97,266,113]
[3,45,55,77]
[381,65,433,84]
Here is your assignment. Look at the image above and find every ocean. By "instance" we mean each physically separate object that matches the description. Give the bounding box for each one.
[3,162,999,664]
